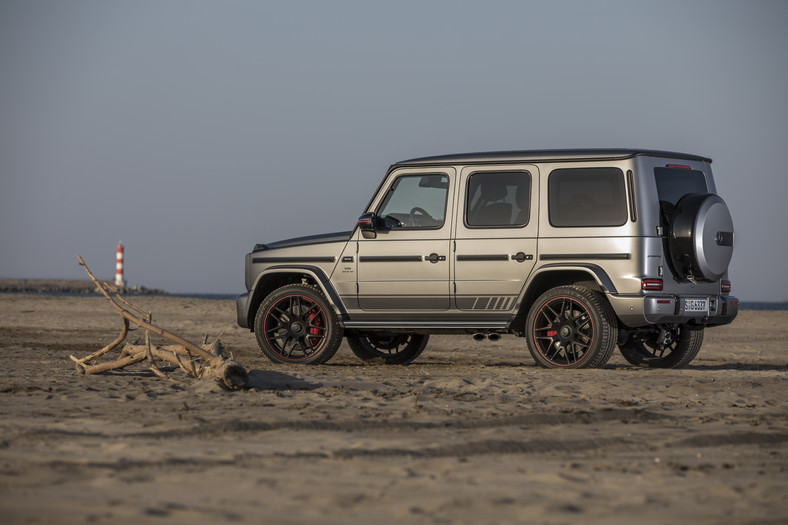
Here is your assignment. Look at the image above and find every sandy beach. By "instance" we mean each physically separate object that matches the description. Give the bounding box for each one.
[1,293,786,524]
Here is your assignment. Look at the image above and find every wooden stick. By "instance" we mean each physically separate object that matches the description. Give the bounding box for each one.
[70,318,129,368]
[73,255,248,389]
[78,350,148,374]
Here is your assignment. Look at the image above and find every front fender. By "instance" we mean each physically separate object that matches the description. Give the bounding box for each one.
[243,265,348,330]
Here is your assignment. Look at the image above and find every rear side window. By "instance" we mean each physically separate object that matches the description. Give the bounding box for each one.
[466,171,531,227]
[548,168,627,227]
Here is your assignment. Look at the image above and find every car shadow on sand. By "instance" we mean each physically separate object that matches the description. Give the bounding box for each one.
[246,369,321,390]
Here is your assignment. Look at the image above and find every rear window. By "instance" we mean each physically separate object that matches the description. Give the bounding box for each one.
[548,168,627,227]
[654,167,708,223]
[654,167,708,205]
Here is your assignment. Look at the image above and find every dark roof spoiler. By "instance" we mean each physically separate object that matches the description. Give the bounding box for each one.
[393,149,712,167]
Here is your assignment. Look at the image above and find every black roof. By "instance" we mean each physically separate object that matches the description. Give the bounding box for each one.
[393,149,712,166]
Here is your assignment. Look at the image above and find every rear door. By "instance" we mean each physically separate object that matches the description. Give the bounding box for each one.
[453,166,538,311]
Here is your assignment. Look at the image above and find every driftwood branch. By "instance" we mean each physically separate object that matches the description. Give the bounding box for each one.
[69,255,248,390]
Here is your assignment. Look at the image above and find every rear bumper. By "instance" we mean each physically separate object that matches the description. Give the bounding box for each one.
[610,294,738,327]
[236,292,251,329]
[643,294,738,326]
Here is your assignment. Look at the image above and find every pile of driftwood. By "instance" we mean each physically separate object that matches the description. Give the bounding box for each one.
[70,256,248,390]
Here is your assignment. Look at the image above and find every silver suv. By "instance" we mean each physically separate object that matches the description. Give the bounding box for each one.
[236,149,737,368]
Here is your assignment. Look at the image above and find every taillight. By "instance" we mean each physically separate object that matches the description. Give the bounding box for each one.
[666,164,691,169]
[721,280,732,293]
[642,279,663,291]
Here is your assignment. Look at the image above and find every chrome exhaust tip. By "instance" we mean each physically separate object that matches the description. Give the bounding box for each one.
[487,333,501,341]
[472,333,486,341]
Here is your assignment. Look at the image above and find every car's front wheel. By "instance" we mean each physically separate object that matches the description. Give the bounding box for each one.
[254,284,343,364]
[525,285,617,369]
[347,333,428,365]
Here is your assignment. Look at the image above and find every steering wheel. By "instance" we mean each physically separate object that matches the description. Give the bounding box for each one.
[409,207,433,226]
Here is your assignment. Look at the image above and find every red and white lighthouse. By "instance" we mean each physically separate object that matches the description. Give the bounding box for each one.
[115,242,126,288]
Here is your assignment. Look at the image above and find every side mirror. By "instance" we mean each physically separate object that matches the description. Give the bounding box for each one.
[357,212,377,239]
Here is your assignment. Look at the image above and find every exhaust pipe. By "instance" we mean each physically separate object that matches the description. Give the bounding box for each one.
[472,332,502,341]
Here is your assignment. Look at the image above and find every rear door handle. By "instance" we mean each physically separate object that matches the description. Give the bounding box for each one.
[425,253,446,264]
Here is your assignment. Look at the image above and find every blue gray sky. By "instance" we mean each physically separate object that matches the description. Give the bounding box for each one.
[1,0,787,300]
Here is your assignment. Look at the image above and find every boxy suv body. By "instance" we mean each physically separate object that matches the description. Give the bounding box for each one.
[237,149,737,368]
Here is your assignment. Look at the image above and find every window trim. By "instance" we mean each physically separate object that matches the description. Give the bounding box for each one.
[463,170,532,230]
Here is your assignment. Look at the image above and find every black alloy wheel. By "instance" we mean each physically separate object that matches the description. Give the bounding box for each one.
[525,286,617,369]
[619,326,704,368]
[254,284,343,365]
[347,333,429,365]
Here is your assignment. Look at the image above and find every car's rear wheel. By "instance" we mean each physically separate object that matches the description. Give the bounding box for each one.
[525,285,617,369]
[254,284,343,364]
[619,325,704,368]
[347,333,428,365]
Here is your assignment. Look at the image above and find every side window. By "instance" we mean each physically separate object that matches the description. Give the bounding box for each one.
[377,174,449,229]
[466,171,531,228]
[548,168,627,227]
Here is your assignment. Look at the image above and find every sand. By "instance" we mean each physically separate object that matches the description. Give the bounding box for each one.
[1,293,786,524]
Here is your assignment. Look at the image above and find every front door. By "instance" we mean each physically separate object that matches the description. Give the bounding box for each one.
[453,166,539,311]
[357,168,455,310]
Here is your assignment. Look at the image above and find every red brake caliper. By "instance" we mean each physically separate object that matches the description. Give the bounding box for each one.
[307,308,322,347]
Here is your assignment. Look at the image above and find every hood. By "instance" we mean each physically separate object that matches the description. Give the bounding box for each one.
[252,231,353,253]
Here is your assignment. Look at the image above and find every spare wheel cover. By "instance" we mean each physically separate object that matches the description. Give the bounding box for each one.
[693,194,734,281]
[670,193,734,281]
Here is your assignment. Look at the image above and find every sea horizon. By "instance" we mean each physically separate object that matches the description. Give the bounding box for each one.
[1,289,786,310]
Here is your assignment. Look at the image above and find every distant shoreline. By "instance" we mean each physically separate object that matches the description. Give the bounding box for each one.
[0,279,784,309]
[0,278,167,296]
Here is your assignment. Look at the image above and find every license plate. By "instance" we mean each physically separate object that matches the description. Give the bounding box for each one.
[684,298,709,313]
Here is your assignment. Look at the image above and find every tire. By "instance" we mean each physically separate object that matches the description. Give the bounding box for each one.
[254,284,343,365]
[619,326,704,368]
[525,285,618,369]
[347,333,428,365]
[668,193,734,282]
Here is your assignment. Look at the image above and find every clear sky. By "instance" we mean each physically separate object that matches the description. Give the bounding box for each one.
[1,0,787,300]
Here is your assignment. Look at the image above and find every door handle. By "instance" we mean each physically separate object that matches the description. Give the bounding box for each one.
[425,253,446,264]
[511,252,533,263]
